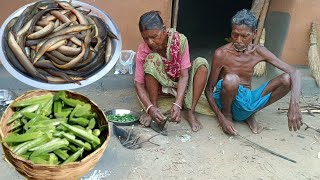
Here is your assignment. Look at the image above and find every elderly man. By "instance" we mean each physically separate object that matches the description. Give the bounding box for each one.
[205,9,302,135]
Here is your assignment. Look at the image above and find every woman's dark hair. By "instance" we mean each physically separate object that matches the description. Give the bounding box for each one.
[231,9,257,31]
[139,11,164,32]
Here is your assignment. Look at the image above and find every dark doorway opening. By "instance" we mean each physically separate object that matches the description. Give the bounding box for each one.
[176,0,253,61]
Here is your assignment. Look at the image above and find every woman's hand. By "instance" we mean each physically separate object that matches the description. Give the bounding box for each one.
[172,69,188,123]
[170,104,182,123]
[148,106,166,123]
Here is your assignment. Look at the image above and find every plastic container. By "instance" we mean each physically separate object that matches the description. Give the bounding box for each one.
[0,90,15,106]
[114,50,136,75]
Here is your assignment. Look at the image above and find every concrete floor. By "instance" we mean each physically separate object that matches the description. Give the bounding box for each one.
[0,63,319,179]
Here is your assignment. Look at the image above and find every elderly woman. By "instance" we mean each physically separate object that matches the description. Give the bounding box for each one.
[134,11,209,132]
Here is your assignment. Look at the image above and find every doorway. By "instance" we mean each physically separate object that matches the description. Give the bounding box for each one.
[176,0,253,61]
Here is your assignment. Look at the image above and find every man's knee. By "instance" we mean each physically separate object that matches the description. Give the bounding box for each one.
[280,73,291,89]
[223,74,240,91]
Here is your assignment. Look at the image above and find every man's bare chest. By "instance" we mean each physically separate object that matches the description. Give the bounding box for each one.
[223,56,257,70]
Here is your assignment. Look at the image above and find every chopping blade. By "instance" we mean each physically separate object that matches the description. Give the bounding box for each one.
[150,115,171,135]
[150,119,168,133]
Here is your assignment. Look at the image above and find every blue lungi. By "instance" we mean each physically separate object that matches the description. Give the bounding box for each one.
[213,79,272,121]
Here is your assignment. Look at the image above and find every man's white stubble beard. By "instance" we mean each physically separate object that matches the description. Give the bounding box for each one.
[232,43,247,52]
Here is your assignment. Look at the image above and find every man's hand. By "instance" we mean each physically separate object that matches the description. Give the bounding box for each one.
[287,103,302,131]
[170,105,181,123]
[219,115,238,135]
[148,106,166,123]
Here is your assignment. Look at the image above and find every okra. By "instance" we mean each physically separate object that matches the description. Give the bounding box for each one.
[12,94,53,107]
[91,141,101,150]
[12,128,22,133]
[12,141,30,153]
[72,125,86,130]
[22,151,32,157]
[53,149,69,160]
[37,153,50,160]
[53,101,62,115]
[26,124,56,133]
[86,118,96,130]
[21,112,49,121]
[84,142,91,150]
[61,132,91,151]
[32,118,68,126]
[81,112,96,119]
[29,156,49,165]
[62,108,74,112]
[30,138,69,157]
[53,91,61,102]
[20,154,30,160]
[86,129,92,134]
[10,119,22,131]
[53,131,64,137]
[7,104,40,125]
[55,111,71,118]
[62,147,84,164]
[61,122,100,145]
[40,98,53,116]
[59,91,85,107]
[14,133,52,155]
[29,138,61,151]
[68,144,79,152]
[35,103,42,114]
[56,125,68,131]
[20,117,28,125]
[74,104,91,117]
[69,104,81,119]
[70,117,89,127]
[49,153,59,165]
[23,113,41,130]
[92,129,101,137]
[1,131,44,143]
[60,146,71,151]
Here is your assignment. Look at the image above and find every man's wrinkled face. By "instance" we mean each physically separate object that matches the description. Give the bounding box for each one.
[141,28,167,52]
[231,24,256,52]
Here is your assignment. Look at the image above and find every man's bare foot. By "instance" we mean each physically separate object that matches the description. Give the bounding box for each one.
[245,115,263,134]
[139,113,152,127]
[186,110,202,132]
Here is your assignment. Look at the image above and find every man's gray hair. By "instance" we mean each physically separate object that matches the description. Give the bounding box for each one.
[231,9,257,31]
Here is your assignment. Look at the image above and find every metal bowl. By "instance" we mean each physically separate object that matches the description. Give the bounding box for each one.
[0,0,122,90]
[104,109,140,126]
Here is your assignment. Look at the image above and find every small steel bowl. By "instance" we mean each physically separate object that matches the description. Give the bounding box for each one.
[104,109,140,126]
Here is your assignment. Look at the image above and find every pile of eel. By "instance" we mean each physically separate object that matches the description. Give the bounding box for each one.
[3,0,118,85]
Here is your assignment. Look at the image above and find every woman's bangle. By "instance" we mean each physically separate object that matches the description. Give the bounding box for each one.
[173,103,182,109]
[146,104,153,114]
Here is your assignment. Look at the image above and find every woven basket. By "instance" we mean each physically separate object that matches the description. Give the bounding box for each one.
[0,90,110,180]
